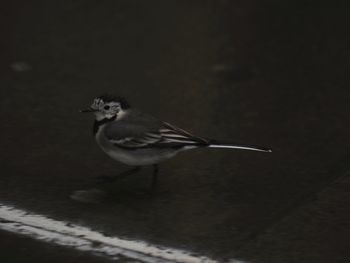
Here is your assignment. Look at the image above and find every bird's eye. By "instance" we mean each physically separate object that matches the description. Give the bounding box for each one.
[104,105,110,110]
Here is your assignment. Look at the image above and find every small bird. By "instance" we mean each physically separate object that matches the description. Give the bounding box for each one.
[81,94,271,188]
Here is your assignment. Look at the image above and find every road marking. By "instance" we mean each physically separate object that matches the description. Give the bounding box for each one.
[0,203,220,263]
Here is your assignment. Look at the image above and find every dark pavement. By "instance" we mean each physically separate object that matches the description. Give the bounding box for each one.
[1,1,350,262]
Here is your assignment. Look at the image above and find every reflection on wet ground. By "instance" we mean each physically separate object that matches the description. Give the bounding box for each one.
[1,0,350,262]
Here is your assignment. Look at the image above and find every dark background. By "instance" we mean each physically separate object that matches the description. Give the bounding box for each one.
[1,1,350,262]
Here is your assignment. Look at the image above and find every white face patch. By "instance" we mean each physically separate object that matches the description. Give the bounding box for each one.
[91,98,123,120]
[115,108,127,120]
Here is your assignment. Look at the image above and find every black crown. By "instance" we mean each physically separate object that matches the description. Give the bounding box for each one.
[97,94,130,109]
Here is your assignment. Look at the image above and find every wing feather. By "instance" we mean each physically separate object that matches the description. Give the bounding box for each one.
[104,114,208,149]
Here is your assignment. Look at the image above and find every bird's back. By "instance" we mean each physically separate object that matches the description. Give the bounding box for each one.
[103,109,163,140]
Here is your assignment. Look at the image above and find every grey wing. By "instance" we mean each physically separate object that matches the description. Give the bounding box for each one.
[157,122,209,147]
[104,121,163,148]
[104,117,208,149]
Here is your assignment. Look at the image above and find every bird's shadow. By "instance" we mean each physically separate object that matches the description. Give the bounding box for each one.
[70,186,172,205]
[70,171,169,204]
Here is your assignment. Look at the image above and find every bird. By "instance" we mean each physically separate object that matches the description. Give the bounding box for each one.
[80,94,271,189]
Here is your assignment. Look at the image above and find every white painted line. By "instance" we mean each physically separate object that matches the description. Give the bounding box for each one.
[0,204,217,263]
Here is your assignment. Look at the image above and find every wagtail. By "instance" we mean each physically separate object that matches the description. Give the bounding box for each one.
[81,94,271,188]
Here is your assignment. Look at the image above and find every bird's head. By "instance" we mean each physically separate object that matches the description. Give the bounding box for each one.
[80,94,130,121]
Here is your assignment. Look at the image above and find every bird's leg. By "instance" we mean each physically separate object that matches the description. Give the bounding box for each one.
[151,164,159,191]
[97,166,141,184]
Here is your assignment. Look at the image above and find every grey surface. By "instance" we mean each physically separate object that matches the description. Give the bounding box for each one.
[1,0,350,262]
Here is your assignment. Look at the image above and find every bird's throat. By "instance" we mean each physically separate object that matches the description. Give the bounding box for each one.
[93,116,116,135]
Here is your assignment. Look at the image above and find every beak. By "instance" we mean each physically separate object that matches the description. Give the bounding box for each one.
[79,107,97,113]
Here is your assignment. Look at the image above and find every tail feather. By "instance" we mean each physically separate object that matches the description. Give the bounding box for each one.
[208,140,272,153]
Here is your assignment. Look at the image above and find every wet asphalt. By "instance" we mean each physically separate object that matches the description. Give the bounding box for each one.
[1,0,350,262]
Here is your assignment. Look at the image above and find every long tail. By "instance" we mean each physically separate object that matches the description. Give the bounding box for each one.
[208,140,272,153]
